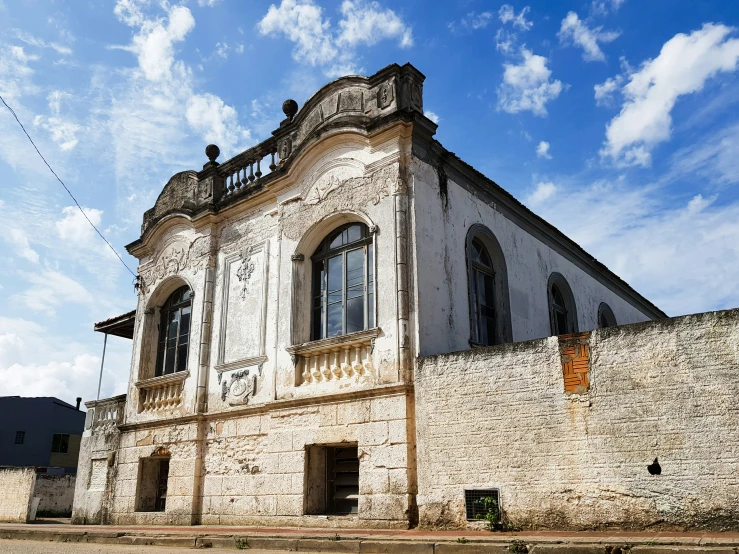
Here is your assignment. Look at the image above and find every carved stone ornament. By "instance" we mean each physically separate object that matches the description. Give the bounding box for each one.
[410,82,423,110]
[221,370,257,406]
[188,236,210,273]
[377,83,394,109]
[279,137,292,163]
[236,246,256,298]
[138,236,210,294]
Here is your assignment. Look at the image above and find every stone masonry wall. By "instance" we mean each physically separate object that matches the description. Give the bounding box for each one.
[200,391,413,528]
[0,467,36,523]
[415,308,739,530]
[35,474,76,516]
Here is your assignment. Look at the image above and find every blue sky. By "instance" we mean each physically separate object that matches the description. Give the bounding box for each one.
[1,0,738,405]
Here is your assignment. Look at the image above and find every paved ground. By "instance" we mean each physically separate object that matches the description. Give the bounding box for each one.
[0,539,301,554]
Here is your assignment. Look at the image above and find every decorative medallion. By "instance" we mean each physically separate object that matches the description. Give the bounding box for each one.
[377,83,394,109]
[221,370,257,406]
[279,137,292,163]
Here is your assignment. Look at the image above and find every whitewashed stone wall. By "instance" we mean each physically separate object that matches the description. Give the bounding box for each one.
[0,467,36,523]
[410,157,655,357]
[35,474,76,516]
[199,392,413,528]
[415,308,739,530]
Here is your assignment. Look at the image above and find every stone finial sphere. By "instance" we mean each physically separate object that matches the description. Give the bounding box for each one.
[282,99,299,119]
[205,144,220,162]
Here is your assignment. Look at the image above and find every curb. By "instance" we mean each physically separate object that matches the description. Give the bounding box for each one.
[2,528,739,553]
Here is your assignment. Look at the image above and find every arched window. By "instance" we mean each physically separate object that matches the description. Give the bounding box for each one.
[466,226,511,346]
[548,273,578,336]
[155,286,192,376]
[598,302,617,328]
[470,239,497,345]
[311,223,374,340]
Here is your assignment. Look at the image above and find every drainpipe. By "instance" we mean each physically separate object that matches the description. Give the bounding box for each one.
[96,333,108,401]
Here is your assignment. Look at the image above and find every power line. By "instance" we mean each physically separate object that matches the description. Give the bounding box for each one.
[0,94,137,279]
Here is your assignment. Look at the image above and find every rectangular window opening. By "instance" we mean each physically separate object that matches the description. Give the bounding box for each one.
[51,433,70,453]
[135,457,170,512]
[305,444,359,516]
[15,431,25,445]
[464,488,500,522]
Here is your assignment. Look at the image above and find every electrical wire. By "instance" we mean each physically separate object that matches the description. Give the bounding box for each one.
[0,94,137,279]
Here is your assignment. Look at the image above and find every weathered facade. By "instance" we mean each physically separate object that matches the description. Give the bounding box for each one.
[73,63,738,530]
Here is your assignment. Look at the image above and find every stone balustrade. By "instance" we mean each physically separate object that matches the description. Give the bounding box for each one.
[93,395,126,426]
[287,328,380,386]
[136,371,188,413]
[219,141,279,200]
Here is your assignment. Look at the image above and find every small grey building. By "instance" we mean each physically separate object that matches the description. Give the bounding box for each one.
[0,396,85,473]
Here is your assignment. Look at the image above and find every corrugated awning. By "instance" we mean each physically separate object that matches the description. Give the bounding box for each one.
[94,310,136,339]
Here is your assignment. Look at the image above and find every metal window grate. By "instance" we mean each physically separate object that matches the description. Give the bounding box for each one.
[15,431,25,444]
[464,489,499,521]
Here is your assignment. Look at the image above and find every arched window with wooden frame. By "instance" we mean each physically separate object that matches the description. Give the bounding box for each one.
[311,223,375,340]
[466,225,512,346]
[547,273,578,336]
[155,285,192,376]
[598,302,617,328]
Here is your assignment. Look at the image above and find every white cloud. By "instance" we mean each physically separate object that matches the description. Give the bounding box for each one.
[526,180,557,204]
[13,29,72,55]
[594,74,623,106]
[258,0,412,76]
[13,269,96,315]
[198,0,222,6]
[495,29,516,53]
[424,110,439,123]
[33,91,81,151]
[337,0,413,48]
[558,12,619,62]
[449,11,493,33]
[669,121,739,185]
[113,3,195,82]
[591,0,625,16]
[526,180,739,316]
[499,5,532,31]
[186,93,252,153]
[56,206,104,244]
[536,140,552,159]
[601,23,739,167]
[497,47,563,116]
[0,316,131,404]
[3,228,39,263]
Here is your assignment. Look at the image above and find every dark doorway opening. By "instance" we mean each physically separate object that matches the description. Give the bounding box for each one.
[135,455,170,512]
[305,444,359,515]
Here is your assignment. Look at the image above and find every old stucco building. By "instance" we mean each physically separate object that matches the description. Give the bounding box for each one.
[73,63,739,530]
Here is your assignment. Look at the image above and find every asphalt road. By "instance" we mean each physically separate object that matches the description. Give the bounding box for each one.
[0,540,306,554]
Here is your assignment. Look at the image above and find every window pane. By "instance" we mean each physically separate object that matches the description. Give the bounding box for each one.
[176,343,188,372]
[179,307,190,339]
[327,303,343,337]
[167,311,180,341]
[51,434,60,452]
[313,304,324,339]
[329,231,344,249]
[327,255,343,305]
[555,310,568,335]
[346,249,364,288]
[368,246,374,328]
[60,434,69,454]
[165,345,177,374]
[346,296,364,333]
[368,292,374,328]
[346,224,361,243]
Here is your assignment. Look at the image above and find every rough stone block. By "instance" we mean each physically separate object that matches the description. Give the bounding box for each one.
[277,450,305,473]
[359,493,409,520]
[276,494,304,515]
[357,421,389,446]
[388,468,408,494]
[387,419,408,444]
[202,474,223,497]
[367,443,408,469]
[337,400,371,424]
[266,431,293,452]
[371,396,406,422]
[359,467,390,494]
[236,415,263,436]
[321,404,338,427]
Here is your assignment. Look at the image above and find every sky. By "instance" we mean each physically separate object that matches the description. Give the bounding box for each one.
[1,0,739,407]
